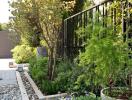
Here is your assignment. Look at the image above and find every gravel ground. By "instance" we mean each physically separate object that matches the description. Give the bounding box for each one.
[20,71,39,100]
[0,84,22,100]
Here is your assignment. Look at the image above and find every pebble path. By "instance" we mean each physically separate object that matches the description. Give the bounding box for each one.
[0,84,22,100]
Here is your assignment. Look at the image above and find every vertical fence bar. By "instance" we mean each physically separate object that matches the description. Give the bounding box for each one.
[75,15,78,54]
[128,1,132,59]
[110,1,113,27]
[122,0,126,34]
[83,11,87,44]
[105,2,108,28]
[64,19,67,58]
[113,7,116,33]
[73,17,75,48]
[103,4,105,27]
[78,13,83,46]
[96,6,100,23]
[89,9,93,39]
[122,0,127,42]
[84,12,86,28]
[67,19,70,57]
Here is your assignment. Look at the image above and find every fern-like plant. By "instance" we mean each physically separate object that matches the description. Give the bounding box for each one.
[76,20,131,95]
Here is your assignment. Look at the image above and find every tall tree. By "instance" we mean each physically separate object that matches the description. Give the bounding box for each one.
[9,0,64,80]
[9,0,40,46]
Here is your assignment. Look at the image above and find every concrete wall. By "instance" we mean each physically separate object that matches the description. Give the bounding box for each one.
[0,30,15,58]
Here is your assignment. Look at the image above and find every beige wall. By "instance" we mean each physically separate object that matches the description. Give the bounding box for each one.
[0,30,15,58]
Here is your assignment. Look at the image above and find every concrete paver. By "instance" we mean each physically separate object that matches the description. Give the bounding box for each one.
[0,59,17,85]
[0,70,17,85]
[0,59,16,70]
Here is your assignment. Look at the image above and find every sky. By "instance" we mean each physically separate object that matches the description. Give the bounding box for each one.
[0,0,10,23]
[0,0,102,23]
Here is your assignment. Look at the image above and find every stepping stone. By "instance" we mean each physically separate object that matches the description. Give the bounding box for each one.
[9,62,16,68]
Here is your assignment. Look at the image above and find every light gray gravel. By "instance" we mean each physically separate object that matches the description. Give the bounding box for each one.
[0,84,22,100]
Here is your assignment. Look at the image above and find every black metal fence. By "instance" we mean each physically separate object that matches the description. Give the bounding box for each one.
[63,0,132,59]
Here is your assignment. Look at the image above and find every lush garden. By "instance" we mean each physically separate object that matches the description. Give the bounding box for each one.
[9,0,132,99]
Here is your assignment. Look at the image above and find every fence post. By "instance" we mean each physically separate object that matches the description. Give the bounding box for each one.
[64,19,67,59]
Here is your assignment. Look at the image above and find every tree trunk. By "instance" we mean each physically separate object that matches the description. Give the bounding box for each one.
[51,46,57,80]
[47,47,57,81]
[48,48,54,80]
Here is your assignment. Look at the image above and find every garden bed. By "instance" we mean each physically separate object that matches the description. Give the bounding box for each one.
[19,70,68,100]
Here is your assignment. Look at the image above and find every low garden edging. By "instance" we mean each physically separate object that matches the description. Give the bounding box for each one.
[101,87,132,100]
[16,71,29,100]
[101,87,116,100]
[24,71,67,100]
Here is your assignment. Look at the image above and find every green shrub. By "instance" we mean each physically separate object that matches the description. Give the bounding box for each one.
[54,60,75,92]
[29,57,48,84]
[129,96,132,100]
[56,60,73,73]
[29,58,86,95]
[72,93,101,100]
[73,95,101,100]
[29,58,77,95]
[40,80,60,95]
[11,45,36,63]
[30,57,57,94]
[75,21,130,94]
[54,71,72,92]
[39,60,74,94]
[55,60,89,95]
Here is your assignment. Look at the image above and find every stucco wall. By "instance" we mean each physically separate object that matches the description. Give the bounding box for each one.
[0,30,15,58]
